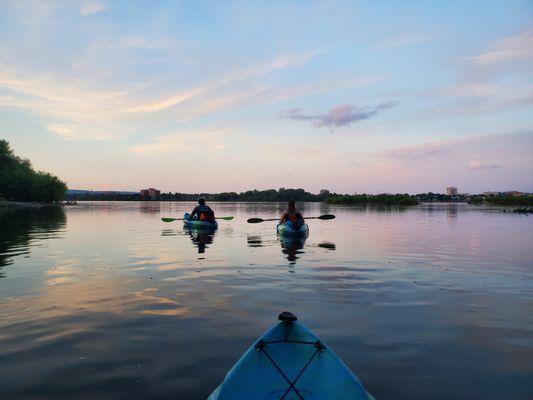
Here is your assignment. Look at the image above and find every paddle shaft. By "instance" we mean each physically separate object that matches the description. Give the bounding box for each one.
[162,216,233,222]
[247,214,335,223]
[252,216,324,222]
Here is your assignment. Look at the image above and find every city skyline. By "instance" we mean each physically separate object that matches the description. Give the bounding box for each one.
[1,1,532,194]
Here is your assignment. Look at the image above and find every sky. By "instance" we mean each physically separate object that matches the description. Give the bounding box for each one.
[0,0,532,194]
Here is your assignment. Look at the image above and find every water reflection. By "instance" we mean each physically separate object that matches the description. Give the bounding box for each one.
[318,241,336,250]
[139,201,161,214]
[184,227,216,254]
[279,235,307,263]
[446,203,459,219]
[0,206,66,273]
[1,201,532,400]
[247,235,263,247]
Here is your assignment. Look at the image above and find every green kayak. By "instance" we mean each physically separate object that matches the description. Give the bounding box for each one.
[208,312,374,399]
[277,222,309,237]
[183,212,218,229]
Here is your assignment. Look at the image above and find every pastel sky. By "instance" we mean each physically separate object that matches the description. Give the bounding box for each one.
[1,0,532,194]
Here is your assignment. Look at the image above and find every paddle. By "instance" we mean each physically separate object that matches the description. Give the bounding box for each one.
[247,214,335,224]
[161,216,234,223]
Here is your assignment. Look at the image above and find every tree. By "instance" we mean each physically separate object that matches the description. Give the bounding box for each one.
[0,139,67,202]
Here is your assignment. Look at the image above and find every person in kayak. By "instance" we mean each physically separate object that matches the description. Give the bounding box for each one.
[280,200,305,229]
[190,198,216,222]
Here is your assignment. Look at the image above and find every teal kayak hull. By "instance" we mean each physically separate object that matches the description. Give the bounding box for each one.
[277,222,309,237]
[183,213,218,229]
[208,312,374,400]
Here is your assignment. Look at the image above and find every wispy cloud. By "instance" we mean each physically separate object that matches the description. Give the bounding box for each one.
[280,101,397,128]
[0,51,320,141]
[387,142,450,160]
[467,160,502,170]
[79,1,106,16]
[129,129,233,156]
[470,30,533,66]
[382,131,531,165]
[129,53,319,114]
[421,29,533,118]
[46,125,77,140]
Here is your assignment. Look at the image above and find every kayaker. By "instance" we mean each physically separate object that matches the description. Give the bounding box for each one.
[280,200,304,228]
[190,198,215,222]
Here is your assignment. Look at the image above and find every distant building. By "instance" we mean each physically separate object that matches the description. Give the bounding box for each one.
[483,191,499,196]
[504,191,523,196]
[446,186,458,196]
[140,188,161,200]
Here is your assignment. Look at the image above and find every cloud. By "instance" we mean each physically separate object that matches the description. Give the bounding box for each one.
[467,160,502,170]
[46,124,115,141]
[79,2,106,16]
[372,130,531,193]
[47,124,76,140]
[280,101,397,128]
[387,142,450,160]
[129,129,232,156]
[470,30,533,66]
[0,51,322,141]
[420,29,533,118]
[130,52,319,114]
[383,131,531,162]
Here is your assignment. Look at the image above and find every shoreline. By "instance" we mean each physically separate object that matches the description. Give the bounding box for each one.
[0,201,59,209]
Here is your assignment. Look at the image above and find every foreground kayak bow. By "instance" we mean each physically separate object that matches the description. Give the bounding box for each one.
[208,312,374,400]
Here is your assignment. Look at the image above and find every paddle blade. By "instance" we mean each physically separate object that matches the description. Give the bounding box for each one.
[161,217,177,222]
[318,214,336,220]
[219,216,234,220]
[247,218,264,224]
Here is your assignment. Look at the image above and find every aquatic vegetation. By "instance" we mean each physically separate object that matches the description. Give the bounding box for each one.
[326,193,419,206]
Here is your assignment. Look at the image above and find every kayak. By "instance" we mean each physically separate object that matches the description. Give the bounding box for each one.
[183,212,218,229]
[208,311,374,400]
[277,221,309,237]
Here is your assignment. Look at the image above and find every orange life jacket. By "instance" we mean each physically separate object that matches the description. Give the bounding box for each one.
[286,212,302,223]
[199,211,214,222]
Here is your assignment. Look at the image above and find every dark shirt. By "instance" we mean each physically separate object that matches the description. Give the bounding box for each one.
[190,205,215,220]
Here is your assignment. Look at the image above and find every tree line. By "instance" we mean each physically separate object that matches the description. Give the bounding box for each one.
[0,140,67,203]
[66,188,334,202]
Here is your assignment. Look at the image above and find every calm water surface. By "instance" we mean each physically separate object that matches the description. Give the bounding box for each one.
[0,202,532,399]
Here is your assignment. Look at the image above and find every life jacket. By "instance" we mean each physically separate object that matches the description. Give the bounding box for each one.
[287,213,300,223]
[199,210,215,222]
[199,212,208,221]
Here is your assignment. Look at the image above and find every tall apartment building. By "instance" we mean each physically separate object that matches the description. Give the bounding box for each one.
[446,186,458,196]
[140,188,161,200]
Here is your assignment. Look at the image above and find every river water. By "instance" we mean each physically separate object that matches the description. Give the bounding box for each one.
[0,201,531,399]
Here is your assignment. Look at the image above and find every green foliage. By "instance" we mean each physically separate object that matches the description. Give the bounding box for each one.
[485,195,533,206]
[326,193,419,206]
[0,139,67,202]
[468,196,484,204]
[416,192,454,202]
